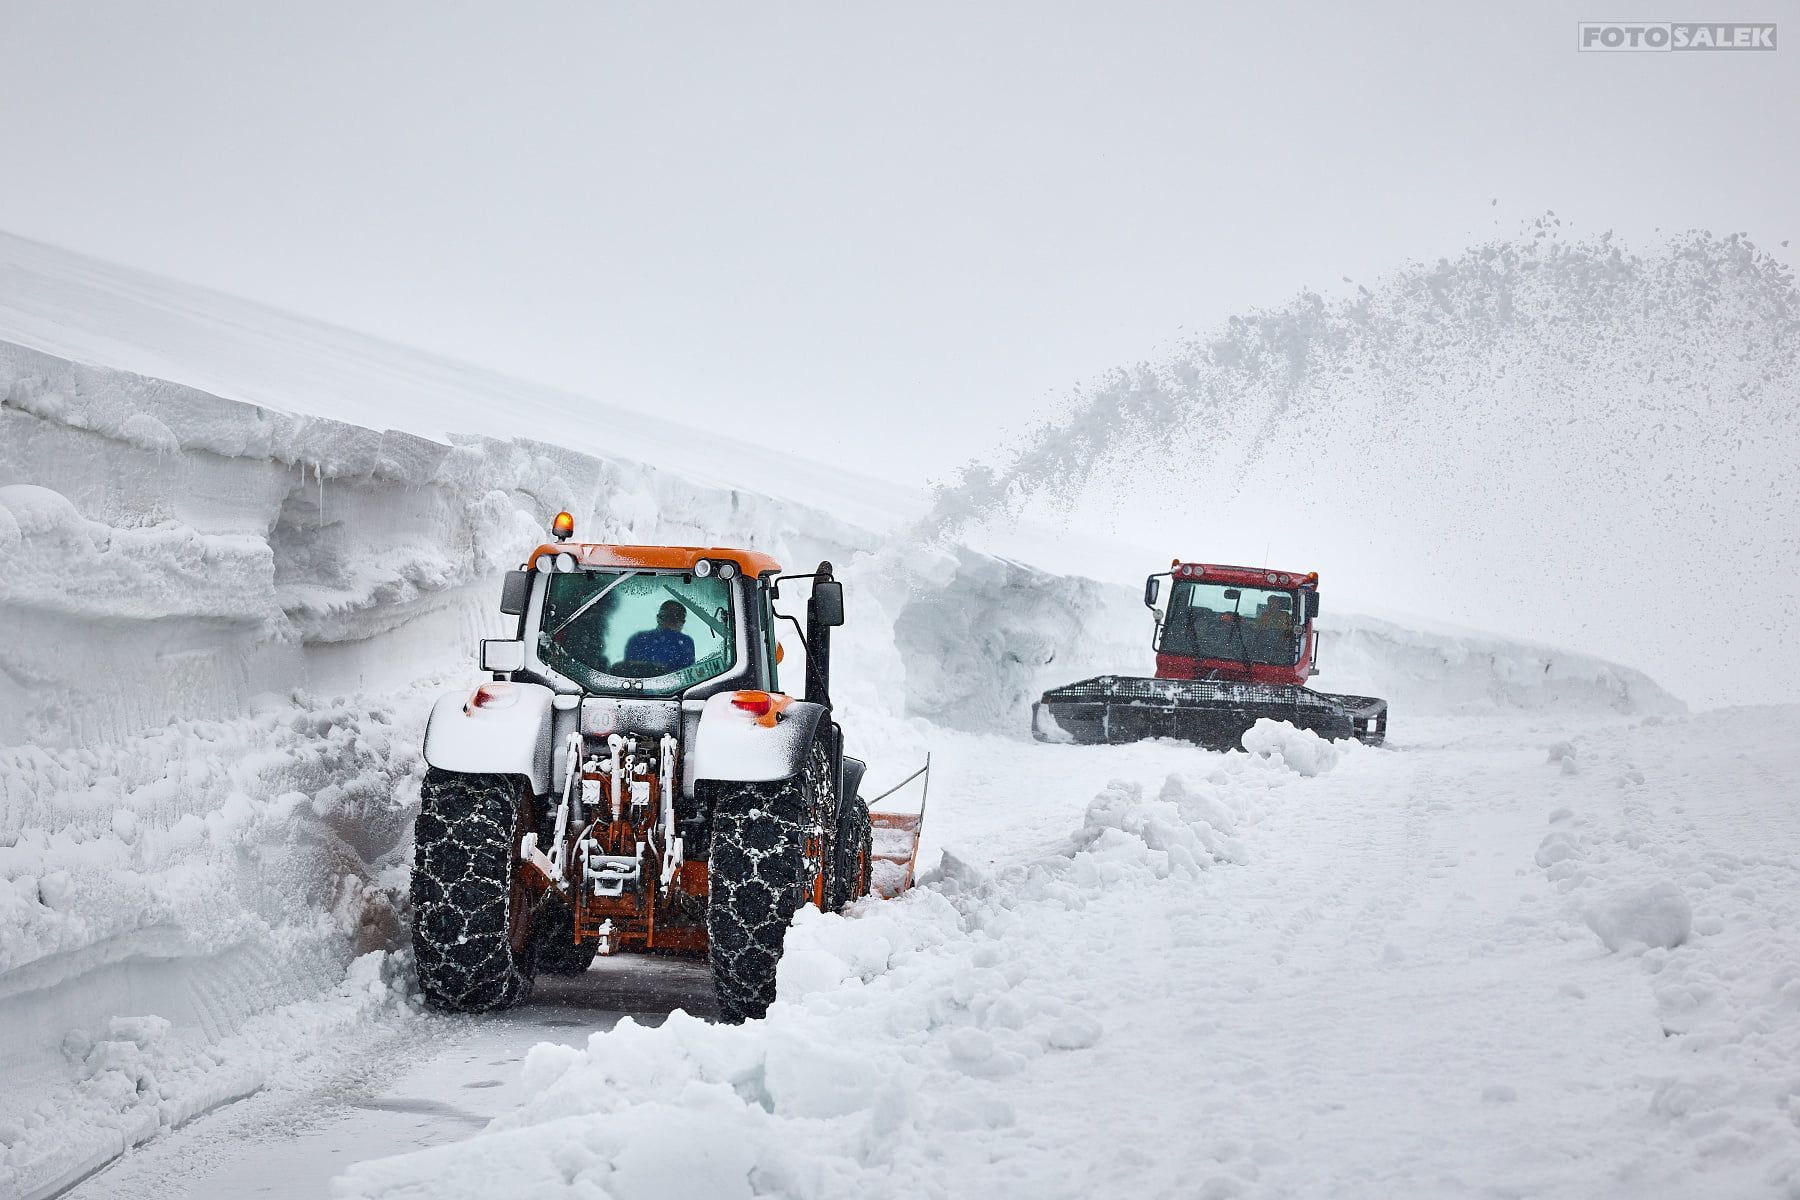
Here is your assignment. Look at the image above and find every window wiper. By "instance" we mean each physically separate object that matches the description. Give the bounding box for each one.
[547,571,638,642]
[663,586,729,640]
[1227,592,1256,675]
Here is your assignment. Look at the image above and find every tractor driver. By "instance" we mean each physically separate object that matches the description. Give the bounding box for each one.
[624,600,696,671]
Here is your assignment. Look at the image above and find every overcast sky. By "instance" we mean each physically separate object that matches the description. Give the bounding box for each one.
[1,1,1793,486]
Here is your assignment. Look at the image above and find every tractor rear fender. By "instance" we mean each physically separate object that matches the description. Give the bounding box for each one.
[689,691,829,785]
[841,755,867,805]
[422,682,556,795]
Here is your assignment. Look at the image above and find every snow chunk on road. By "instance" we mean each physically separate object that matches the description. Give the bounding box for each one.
[1584,881,1693,952]
[1241,719,1343,777]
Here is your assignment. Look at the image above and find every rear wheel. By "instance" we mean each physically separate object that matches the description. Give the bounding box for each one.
[831,791,872,909]
[707,740,833,1022]
[411,770,537,1011]
[531,899,600,975]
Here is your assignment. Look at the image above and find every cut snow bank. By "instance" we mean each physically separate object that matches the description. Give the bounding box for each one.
[881,555,1682,734]
[0,230,918,534]
[0,338,870,748]
[1321,612,1683,720]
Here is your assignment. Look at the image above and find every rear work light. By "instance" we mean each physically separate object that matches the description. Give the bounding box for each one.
[465,682,519,714]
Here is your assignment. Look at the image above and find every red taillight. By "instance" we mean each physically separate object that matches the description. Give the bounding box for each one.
[730,690,773,718]
[466,682,518,714]
[730,690,790,727]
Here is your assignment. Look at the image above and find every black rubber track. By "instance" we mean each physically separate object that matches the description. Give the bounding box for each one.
[411,769,536,1012]
[706,742,836,1023]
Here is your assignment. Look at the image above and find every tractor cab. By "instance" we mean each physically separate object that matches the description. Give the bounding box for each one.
[1145,562,1322,687]
[482,542,790,703]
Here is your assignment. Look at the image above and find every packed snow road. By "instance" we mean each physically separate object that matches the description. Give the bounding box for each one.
[56,705,1800,1200]
[60,961,718,1200]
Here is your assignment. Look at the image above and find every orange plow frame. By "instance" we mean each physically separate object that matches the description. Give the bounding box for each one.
[865,754,931,900]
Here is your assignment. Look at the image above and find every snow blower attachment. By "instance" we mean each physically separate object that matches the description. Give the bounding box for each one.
[411,514,926,1022]
[1032,561,1388,750]
[864,754,931,899]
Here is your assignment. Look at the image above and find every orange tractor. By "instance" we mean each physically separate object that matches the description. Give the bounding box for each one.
[411,514,925,1022]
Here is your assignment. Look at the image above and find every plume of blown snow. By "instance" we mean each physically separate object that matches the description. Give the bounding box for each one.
[919,224,1799,707]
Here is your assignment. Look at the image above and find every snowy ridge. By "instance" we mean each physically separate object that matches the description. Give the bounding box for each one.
[0,231,919,533]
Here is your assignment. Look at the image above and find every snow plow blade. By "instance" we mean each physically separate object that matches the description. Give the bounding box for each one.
[865,755,931,898]
[1031,675,1387,750]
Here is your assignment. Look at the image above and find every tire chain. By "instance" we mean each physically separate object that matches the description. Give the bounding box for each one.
[832,791,874,909]
[411,769,535,1012]
[708,738,848,1024]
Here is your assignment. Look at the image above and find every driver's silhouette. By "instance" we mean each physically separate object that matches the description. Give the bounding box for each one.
[624,600,696,671]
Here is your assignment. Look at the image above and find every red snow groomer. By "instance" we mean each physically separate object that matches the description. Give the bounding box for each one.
[1031,561,1387,749]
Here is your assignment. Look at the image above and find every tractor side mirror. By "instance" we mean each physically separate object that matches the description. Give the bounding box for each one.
[811,579,845,628]
[1143,576,1161,609]
[480,639,526,673]
[500,570,532,616]
[1305,592,1321,620]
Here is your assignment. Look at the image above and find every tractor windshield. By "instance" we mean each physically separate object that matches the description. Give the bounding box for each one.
[1160,580,1302,666]
[537,569,736,696]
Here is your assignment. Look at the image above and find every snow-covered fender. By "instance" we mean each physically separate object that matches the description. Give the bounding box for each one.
[690,691,828,784]
[841,755,867,805]
[422,681,555,795]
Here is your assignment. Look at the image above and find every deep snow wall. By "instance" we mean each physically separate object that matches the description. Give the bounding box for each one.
[891,551,1681,735]
[0,339,870,749]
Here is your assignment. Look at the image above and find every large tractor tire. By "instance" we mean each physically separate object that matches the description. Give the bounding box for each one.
[411,769,537,1012]
[531,899,600,976]
[831,791,873,910]
[707,739,835,1023]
